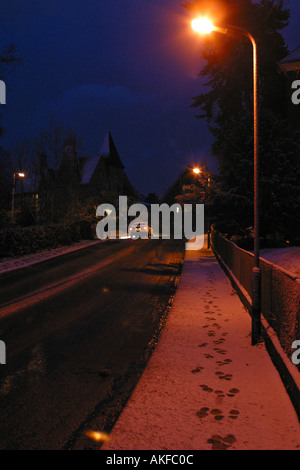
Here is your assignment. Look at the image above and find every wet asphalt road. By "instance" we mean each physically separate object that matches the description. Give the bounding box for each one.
[0,239,185,450]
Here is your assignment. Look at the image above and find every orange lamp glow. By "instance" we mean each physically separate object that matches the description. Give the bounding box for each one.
[191,18,215,34]
[193,168,201,175]
[85,430,110,443]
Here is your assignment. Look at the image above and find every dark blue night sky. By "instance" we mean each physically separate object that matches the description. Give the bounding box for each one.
[1,0,299,197]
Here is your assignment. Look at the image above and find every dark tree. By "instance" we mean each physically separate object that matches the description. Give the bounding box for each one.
[0,147,13,227]
[0,44,22,136]
[145,193,160,204]
[0,45,22,226]
[183,0,300,241]
[33,120,81,223]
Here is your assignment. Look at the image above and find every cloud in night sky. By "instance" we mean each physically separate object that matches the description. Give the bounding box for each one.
[0,0,299,196]
[48,84,154,109]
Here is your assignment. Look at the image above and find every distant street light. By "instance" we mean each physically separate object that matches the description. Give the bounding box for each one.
[192,163,208,178]
[191,166,211,248]
[192,18,261,345]
[11,172,25,223]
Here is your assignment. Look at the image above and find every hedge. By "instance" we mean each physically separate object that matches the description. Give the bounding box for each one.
[0,221,93,258]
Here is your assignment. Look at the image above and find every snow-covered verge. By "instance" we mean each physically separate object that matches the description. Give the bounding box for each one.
[0,239,101,274]
[260,246,300,277]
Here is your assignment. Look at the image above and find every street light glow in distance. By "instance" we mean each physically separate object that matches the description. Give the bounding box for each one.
[193,168,201,175]
[191,18,215,34]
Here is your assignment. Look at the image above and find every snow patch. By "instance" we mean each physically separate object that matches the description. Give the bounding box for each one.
[260,247,300,277]
[0,240,101,274]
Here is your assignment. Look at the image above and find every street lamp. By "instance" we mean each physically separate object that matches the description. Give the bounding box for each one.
[192,163,208,180]
[192,18,261,345]
[192,166,212,248]
[11,172,25,224]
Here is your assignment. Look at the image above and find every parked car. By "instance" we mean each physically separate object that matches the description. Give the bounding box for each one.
[129,222,152,239]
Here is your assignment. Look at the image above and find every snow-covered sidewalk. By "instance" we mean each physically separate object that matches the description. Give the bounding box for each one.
[102,245,300,450]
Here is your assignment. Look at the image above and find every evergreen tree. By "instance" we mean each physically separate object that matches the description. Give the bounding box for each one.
[183,0,300,241]
[145,193,160,204]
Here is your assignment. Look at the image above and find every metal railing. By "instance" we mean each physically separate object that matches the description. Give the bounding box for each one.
[211,227,300,360]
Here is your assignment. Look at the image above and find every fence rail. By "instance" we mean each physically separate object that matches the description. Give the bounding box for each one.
[211,227,300,361]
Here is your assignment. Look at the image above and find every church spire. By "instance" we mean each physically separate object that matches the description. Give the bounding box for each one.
[99,131,125,169]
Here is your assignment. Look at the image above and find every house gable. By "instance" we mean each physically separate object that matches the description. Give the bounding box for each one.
[79,131,136,198]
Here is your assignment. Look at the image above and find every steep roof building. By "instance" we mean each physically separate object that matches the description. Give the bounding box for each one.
[278,46,300,74]
[15,131,137,224]
[79,131,135,198]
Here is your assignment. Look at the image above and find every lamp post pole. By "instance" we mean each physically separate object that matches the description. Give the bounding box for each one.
[11,172,16,224]
[192,20,261,344]
[11,172,25,224]
[227,26,261,345]
[247,29,261,346]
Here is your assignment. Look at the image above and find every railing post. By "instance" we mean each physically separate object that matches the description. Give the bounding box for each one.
[207,222,211,249]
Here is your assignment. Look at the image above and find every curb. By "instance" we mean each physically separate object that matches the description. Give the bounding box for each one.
[211,243,300,422]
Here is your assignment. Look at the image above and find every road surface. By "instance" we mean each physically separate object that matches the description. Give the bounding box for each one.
[0,239,184,449]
